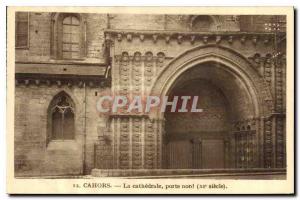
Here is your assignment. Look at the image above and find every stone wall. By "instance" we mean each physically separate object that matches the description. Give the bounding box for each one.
[15,11,109,176]
[15,12,51,62]
[14,83,108,176]
[15,12,107,63]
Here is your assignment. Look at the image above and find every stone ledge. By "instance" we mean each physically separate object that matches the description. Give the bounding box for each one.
[15,62,107,76]
[91,168,286,178]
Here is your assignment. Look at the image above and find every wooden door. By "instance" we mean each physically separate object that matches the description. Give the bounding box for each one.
[201,139,225,169]
[167,140,193,169]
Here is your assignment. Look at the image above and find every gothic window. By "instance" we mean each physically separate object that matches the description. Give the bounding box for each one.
[48,92,75,141]
[62,16,80,59]
[15,12,29,48]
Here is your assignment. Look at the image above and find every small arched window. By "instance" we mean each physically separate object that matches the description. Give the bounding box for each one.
[190,15,216,32]
[62,16,80,59]
[48,92,75,142]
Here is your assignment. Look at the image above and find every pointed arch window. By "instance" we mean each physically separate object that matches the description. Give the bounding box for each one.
[48,93,75,141]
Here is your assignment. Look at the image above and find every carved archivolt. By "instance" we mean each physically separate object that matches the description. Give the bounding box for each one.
[150,44,274,119]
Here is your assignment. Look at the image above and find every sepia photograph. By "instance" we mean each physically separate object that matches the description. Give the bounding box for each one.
[6,6,294,194]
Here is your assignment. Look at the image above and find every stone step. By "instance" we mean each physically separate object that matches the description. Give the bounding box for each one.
[91,168,286,178]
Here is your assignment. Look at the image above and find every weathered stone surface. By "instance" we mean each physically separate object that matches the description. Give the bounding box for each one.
[15,13,286,176]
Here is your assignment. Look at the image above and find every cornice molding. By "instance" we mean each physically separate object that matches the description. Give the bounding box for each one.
[104,29,284,46]
[15,74,111,88]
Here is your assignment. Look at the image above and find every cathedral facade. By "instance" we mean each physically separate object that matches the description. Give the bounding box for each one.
[14,12,287,177]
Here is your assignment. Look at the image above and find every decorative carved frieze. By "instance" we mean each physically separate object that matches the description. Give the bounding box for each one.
[276,116,285,168]
[248,53,276,90]
[177,35,183,44]
[275,53,286,113]
[88,81,94,88]
[67,82,72,88]
[15,77,109,88]
[139,34,145,42]
[105,30,275,47]
[152,34,158,43]
[228,35,233,44]
[35,79,40,86]
[263,54,273,86]
[119,52,130,100]
[144,119,156,169]
[132,52,142,95]
[77,81,83,88]
[248,53,262,71]
[264,118,273,168]
[233,118,256,131]
[190,35,196,44]
[117,33,122,42]
[106,116,161,170]
[126,33,132,42]
[24,79,29,86]
[216,35,221,44]
[144,52,154,87]
[46,80,51,86]
[165,35,170,44]
[156,52,165,73]
[56,80,61,87]
[132,118,142,168]
[116,51,167,97]
[202,36,208,44]
[240,36,246,44]
[119,118,130,169]
[252,36,258,45]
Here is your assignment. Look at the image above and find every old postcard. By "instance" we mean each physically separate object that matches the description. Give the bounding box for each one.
[6,6,294,194]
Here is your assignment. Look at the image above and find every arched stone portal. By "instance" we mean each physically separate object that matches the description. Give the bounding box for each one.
[165,78,231,169]
[92,44,284,177]
[164,63,256,169]
[150,45,274,169]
